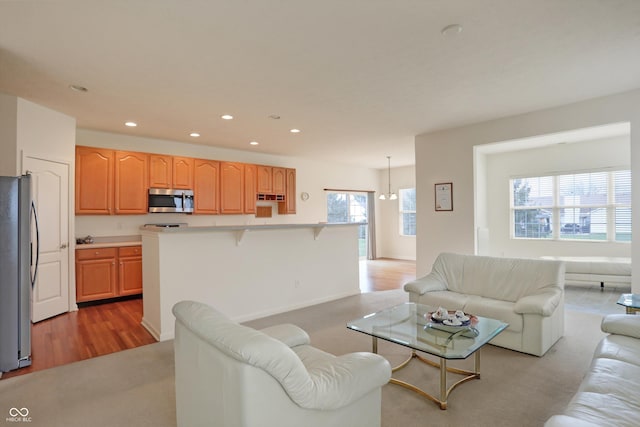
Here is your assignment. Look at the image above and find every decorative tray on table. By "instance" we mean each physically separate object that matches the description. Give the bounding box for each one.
[424,309,479,337]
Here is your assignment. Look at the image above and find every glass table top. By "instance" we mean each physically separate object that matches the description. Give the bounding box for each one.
[347,302,508,360]
[617,293,640,309]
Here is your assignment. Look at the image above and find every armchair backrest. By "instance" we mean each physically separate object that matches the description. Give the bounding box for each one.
[432,253,565,302]
[172,301,316,405]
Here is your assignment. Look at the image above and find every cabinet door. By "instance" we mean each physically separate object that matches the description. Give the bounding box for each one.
[118,246,143,296]
[75,146,114,214]
[272,167,286,195]
[257,165,272,194]
[115,151,148,214]
[244,163,257,214]
[149,154,172,188]
[220,162,244,214]
[194,159,220,214]
[279,168,297,214]
[173,156,195,189]
[76,257,117,302]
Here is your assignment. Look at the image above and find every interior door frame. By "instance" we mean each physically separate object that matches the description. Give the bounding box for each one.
[21,151,77,314]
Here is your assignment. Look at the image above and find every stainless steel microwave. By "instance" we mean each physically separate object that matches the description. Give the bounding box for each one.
[148,188,194,213]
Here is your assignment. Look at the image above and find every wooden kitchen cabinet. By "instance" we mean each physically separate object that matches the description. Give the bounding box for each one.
[149,154,172,188]
[194,159,220,214]
[76,245,143,303]
[118,246,143,296]
[115,151,148,214]
[75,248,118,302]
[257,165,273,193]
[75,146,114,214]
[278,168,297,214]
[272,167,286,195]
[220,162,244,214]
[244,163,257,214]
[173,156,195,189]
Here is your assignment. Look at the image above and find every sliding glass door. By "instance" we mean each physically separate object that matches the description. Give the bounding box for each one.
[327,192,368,258]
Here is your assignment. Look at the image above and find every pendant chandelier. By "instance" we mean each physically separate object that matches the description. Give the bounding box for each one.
[379,156,397,200]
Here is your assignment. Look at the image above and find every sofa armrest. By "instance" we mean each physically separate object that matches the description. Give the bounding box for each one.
[601,314,640,338]
[259,324,311,347]
[544,415,602,427]
[514,288,562,316]
[404,274,446,295]
[304,352,391,410]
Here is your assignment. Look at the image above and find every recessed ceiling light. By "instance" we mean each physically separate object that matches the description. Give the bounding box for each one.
[441,24,463,37]
[290,129,301,133]
[221,114,233,120]
[249,141,259,146]
[69,84,88,93]
[125,121,137,127]
[190,132,200,137]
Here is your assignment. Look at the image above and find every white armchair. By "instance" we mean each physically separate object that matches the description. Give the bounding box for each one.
[172,301,391,427]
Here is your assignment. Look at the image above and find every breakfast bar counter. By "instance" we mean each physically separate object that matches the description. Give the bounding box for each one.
[140,223,362,341]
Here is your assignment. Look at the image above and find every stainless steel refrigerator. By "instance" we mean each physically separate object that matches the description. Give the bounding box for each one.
[0,175,38,373]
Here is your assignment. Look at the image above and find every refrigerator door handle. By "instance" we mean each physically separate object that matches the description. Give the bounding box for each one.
[30,200,40,288]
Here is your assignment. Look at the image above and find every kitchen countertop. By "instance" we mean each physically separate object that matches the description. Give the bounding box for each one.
[75,235,142,249]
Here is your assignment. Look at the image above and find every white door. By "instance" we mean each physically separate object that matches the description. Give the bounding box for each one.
[23,156,70,322]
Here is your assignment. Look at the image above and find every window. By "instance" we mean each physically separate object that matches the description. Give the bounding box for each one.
[399,188,416,236]
[511,170,631,242]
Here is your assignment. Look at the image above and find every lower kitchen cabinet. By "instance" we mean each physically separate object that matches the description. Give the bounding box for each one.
[76,245,142,303]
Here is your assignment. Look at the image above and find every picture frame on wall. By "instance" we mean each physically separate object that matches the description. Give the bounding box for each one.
[435,182,453,211]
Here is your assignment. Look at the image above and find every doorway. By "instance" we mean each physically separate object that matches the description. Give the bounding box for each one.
[326,191,369,258]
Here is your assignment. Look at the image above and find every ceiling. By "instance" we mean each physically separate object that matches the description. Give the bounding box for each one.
[1,1,639,169]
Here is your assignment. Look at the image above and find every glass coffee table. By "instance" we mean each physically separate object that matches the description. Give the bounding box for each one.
[617,293,640,314]
[347,302,508,410]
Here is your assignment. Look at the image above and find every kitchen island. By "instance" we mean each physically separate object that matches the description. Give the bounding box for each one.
[140,223,362,341]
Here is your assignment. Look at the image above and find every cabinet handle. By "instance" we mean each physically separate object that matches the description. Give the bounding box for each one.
[96,252,100,255]
[60,243,68,249]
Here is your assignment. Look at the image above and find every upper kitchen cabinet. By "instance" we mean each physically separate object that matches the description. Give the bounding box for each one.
[278,168,297,215]
[173,156,195,189]
[194,159,220,214]
[257,166,285,195]
[75,146,114,214]
[149,154,172,188]
[114,151,148,214]
[272,167,286,195]
[220,162,244,214]
[257,165,273,194]
[244,163,257,214]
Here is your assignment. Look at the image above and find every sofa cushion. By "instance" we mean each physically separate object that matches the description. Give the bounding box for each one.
[463,296,523,332]
[426,253,564,303]
[593,334,640,368]
[413,290,471,311]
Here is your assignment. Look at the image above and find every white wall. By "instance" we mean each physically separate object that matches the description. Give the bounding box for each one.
[485,136,630,259]
[0,94,18,176]
[75,129,381,238]
[415,88,640,295]
[377,164,416,260]
[16,98,76,165]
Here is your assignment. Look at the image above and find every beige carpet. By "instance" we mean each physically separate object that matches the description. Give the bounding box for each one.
[0,289,606,427]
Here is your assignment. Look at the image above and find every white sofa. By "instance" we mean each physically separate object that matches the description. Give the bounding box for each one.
[172,300,391,427]
[545,314,640,427]
[404,253,565,356]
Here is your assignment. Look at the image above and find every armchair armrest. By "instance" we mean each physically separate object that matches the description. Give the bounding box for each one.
[302,352,391,410]
[403,274,446,295]
[601,314,640,338]
[514,287,562,316]
[259,324,310,347]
